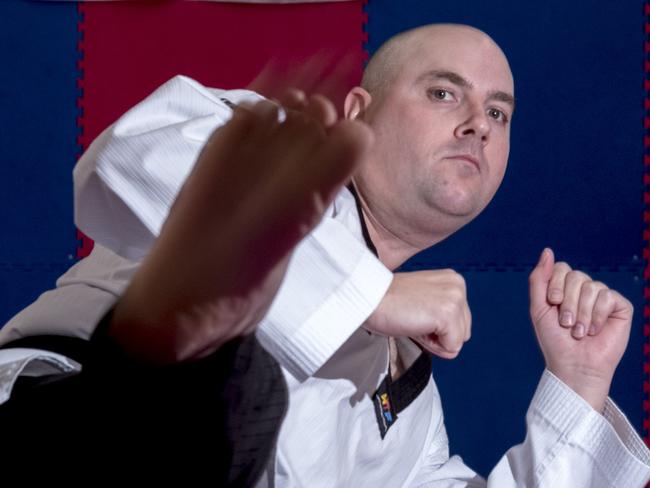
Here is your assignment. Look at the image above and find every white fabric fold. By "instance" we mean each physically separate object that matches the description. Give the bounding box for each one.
[0,349,81,405]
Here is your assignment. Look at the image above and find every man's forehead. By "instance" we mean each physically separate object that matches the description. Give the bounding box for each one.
[408,24,504,56]
[400,51,513,98]
[398,25,514,90]
[360,24,514,99]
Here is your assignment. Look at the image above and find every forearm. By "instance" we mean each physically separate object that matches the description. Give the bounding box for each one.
[489,370,650,486]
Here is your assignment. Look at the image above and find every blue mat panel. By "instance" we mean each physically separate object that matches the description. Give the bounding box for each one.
[0,264,76,328]
[0,1,645,477]
[0,1,80,321]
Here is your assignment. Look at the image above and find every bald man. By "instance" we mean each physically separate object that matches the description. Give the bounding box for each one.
[1,24,649,487]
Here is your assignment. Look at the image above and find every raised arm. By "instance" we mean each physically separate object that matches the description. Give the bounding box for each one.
[409,248,650,487]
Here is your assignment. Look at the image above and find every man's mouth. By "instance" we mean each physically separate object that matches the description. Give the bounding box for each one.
[445,154,480,171]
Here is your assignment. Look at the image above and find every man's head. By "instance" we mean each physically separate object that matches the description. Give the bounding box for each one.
[345,24,514,265]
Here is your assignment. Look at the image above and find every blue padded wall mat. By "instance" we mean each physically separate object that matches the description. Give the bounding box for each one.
[0,0,645,477]
[0,0,79,325]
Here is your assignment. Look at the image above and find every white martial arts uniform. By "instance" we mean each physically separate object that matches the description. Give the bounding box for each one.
[0,75,648,486]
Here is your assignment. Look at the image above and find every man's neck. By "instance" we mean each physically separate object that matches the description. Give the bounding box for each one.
[352,186,446,270]
[362,210,419,270]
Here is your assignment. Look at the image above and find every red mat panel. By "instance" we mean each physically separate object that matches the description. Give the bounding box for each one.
[77,0,365,257]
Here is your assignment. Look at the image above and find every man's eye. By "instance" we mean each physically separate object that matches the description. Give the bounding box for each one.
[430,89,453,101]
[487,108,507,122]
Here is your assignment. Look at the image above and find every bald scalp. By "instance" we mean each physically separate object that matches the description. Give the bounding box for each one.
[361,24,502,96]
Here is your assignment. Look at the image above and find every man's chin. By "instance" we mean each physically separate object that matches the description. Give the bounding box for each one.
[427,194,482,220]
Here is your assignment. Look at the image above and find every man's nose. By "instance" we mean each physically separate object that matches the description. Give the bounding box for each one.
[454,103,490,144]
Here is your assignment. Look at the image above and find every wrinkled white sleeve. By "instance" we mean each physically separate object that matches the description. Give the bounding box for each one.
[70,74,391,380]
[73,75,264,261]
[256,216,392,381]
[409,370,650,487]
[0,349,81,405]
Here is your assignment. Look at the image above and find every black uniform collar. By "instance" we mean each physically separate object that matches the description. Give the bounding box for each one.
[347,183,378,258]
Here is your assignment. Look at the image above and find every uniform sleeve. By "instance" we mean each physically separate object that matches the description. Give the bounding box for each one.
[71,74,392,381]
[256,216,392,381]
[409,370,650,487]
[0,243,136,346]
[73,75,263,261]
[0,347,81,405]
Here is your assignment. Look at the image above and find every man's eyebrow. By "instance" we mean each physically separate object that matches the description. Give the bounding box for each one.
[487,90,516,111]
[418,70,471,88]
[418,69,516,111]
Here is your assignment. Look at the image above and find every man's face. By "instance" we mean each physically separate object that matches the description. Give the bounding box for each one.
[355,25,515,246]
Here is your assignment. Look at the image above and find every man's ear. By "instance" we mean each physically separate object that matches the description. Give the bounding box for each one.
[344,87,372,121]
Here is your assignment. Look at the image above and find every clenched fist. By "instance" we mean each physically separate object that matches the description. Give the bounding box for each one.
[364,269,471,359]
[529,248,633,412]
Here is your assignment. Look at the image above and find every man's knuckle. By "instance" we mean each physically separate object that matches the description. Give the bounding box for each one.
[558,300,573,312]
[438,268,456,279]
[600,289,615,302]
[456,274,467,289]
[440,300,459,319]
[449,285,464,300]
[577,307,591,323]
[565,270,580,283]
[591,311,605,325]
[444,350,459,359]
[555,261,572,273]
